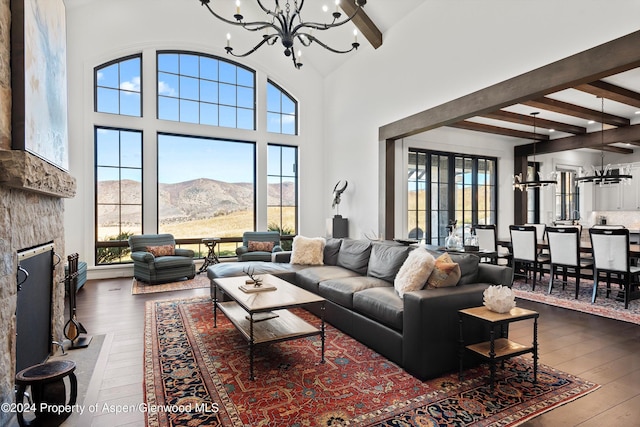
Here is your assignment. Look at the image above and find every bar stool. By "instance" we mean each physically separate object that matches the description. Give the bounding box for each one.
[15,360,77,427]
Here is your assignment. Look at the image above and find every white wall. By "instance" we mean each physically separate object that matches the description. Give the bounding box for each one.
[323,0,640,239]
[64,0,327,274]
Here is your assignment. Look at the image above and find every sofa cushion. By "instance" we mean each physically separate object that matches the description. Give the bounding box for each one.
[323,238,342,266]
[336,239,372,275]
[319,276,392,309]
[295,266,360,293]
[447,252,480,285]
[394,248,436,297]
[427,252,461,288]
[290,236,325,265]
[367,243,410,284]
[153,256,194,270]
[353,287,404,331]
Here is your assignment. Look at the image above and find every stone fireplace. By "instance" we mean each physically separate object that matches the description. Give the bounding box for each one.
[0,1,76,425]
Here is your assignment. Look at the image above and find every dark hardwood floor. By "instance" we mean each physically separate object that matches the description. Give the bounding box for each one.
[56,277,640,426]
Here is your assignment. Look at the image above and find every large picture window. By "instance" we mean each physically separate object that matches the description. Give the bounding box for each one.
[267,144,298,238]
[93,52,297,264]
[157,52,255,129]
[95,127,142,264]
[157,134,255,240]
[408,149,497,245]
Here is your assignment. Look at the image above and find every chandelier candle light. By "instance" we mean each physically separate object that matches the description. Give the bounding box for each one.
[513,112,557,191]
[198,0,366,69]
[576,97,633,186]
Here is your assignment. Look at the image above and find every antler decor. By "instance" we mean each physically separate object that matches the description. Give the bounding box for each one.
[243,265,263,286]
[332,180,348,214]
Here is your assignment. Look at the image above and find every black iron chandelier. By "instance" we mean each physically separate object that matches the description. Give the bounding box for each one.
[198,0,367,69]
[513,112,557,191]
[576,97,633,185]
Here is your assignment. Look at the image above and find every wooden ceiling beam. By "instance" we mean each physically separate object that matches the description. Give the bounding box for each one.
[515,123,640,156]
[340,1,383,49]
[481,110,587,134]
[379,30,640,141]
[600,145,635,154]
[449,121,550,140]
[575,80,640,109]
[523,97,630,127]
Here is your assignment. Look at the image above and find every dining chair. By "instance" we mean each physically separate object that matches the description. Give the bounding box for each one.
[546,226,594,299]
[524,223,550,280]
[524,223,547,242]
[473,224,511,266]
[589,228,640,309]
[509,225,549,289]
[591,224,626,229]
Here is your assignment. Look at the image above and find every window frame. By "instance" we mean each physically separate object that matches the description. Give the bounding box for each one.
[267,143,299,236]
[156,50,256,129]
[94,126,143,265]
[156,132,257,236]
[94,54,143,117]
[266,80,298,135]
[407,148,498,246]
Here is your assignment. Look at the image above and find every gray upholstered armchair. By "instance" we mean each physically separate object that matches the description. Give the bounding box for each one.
[236,231,283,262]
[128,234,196,284]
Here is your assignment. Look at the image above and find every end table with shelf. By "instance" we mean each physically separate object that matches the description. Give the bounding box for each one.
[458,306,539,394]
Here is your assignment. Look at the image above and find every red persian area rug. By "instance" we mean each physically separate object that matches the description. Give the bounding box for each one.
[144,297,599,427]
[131,273,210,295]
[511,276,640,325]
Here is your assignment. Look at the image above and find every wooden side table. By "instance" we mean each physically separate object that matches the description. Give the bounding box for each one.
[198,237,221,274]
[15,360,77,426]
[458,306,539,394]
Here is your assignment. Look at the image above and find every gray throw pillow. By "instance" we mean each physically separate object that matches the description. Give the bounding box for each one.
[447,252,479,285]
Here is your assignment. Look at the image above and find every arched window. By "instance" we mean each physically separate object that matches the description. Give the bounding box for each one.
[95,55,142,116]
[157,51,255,129]
[267,81,297,135]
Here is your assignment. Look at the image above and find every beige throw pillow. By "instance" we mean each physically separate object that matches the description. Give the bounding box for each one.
[394,248,436,298]
[427,252,461,288]
[290,236,326,265]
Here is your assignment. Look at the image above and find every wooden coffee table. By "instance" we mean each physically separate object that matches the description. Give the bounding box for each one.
[212,274,326,380]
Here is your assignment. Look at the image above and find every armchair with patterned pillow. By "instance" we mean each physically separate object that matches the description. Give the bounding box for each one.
[128,234,196,284]
[236,231,283,262]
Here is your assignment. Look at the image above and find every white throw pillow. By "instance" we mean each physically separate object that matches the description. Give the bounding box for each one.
[290,236,326,265]
[394,248,436,298]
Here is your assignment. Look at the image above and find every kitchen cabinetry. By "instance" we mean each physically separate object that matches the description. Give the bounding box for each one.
[593,163,640,211]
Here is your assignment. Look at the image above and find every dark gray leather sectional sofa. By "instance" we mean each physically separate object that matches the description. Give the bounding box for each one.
[207,238,512,380]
